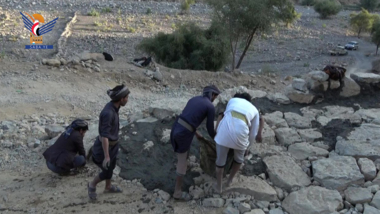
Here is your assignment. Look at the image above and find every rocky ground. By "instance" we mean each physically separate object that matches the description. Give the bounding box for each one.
[1,1,380,214]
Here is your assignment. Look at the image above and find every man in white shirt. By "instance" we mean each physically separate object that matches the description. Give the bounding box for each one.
[214,92,264,194]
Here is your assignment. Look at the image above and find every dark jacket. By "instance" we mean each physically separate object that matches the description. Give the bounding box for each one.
[43,130,86,170]
[179,96,216,138]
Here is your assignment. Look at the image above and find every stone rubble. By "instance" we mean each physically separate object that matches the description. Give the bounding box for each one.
[1,79,380,214]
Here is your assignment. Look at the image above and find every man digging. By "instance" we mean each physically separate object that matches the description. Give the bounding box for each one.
[170,85,221,201]
[214,92,264,194]
[87,84,130,200]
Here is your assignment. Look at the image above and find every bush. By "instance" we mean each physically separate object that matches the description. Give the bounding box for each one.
[137,22,229,71]
[360,0,379,12]
[301,0,315,6]
[314,0,342,19]
[181,0,195,13]
[88,8,100,17]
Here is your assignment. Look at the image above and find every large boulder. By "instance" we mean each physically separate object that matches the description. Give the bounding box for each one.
[263,111,288,129]
[266,93,291,105]
[312,156,365,190]
[344,187,373,204]
[263,155,311,191]
[340,77,361,97]
[284,112,312,129]
[248,143,286,158]
[282,186,343,214]
[292,78,308,92]
[224,175,278,201]
[364,203,380,214]
[297,129,322,142]
[300,107,324,119]
[323,105,355,118]
[307,79,329,92]
[285,85,315,104]
[274,128,302,147]
[335,124,380,160]
[355,109,380,122]
[358,158,377,181]
[351,73,380,84]
[308,70,329,82]
[217,86,267,105]
[42,58,61,67]
[370,191,380,209]
[288,142,329,160]
[319,105,361,125]
[261,122,276,145]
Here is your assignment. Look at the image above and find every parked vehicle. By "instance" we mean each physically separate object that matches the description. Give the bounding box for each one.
[329,46,348,56]
[345,41,359,50]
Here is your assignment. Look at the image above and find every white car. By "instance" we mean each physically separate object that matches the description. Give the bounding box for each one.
[345,41,359,50]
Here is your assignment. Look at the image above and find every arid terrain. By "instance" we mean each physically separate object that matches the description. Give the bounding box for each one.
[1,1,380,214]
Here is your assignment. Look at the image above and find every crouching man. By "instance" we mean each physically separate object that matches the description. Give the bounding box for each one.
[43,119,88,176]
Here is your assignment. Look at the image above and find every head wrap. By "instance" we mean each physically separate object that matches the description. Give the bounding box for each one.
[64,119,89,139]
[107,85,130,102]
[202,85,221,100]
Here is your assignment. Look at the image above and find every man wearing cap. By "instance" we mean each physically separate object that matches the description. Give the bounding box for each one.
[170,85,221,201]
[214,92,264,194]
[43,119,88,176]
[88,84,130,200]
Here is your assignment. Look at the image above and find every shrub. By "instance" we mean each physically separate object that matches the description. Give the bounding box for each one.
[181,0,195,14]
[137,22,229,71]
[101,7,112,13]
[314,0,342,19]
[88,8,100,17]
[360,0,379,12]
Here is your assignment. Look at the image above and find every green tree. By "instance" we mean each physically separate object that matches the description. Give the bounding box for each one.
[137,22,229,71]
[281,1,302,27]
[360,0,379,12]
[206,0,299,70]
[372,22,380,54]
[371,14,380,34]
[350,9,374,37]
[314,0,342,19]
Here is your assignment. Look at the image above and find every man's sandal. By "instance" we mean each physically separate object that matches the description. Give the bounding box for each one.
[173,192,192,202]
[103,185,123,193]
[88,183,97,200]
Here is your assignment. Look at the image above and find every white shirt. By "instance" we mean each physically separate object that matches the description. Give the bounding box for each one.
[214,98,260,150]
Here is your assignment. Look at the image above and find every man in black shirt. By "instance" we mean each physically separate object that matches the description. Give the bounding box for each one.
[170,85,220,201]
[43,119,88,175]
[88,84,130,200]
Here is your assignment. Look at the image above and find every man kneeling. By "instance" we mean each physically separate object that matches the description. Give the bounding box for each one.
[43,119,88,175]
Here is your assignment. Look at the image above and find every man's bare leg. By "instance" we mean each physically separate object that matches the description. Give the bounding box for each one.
[215,167,224,194]
[90,175,102,188]
[173,175,183,198]
[105,179,111,190]
[226,162,241,187]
